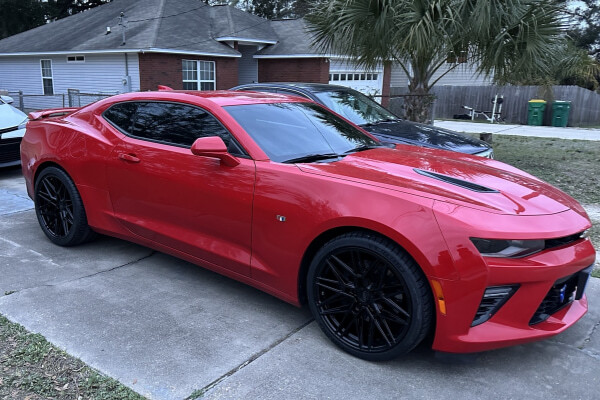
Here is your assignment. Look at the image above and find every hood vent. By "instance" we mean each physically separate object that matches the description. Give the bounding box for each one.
[414,169,499,193]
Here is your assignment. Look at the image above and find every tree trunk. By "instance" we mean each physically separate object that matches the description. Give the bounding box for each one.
[405,80,435,123]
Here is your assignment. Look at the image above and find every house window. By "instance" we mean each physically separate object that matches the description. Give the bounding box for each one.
[40,59,54,95]
[67,55,85,63]
[447,51,467,64]
[182,60,216,90]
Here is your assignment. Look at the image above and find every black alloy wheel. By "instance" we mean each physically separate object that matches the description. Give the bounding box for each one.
[34,167,95,246]
[307,232,433,361]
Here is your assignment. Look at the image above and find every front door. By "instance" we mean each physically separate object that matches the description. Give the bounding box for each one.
[104,101,255,276]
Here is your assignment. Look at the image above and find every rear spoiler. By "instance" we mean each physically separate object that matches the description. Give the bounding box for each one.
[28,107,80,121]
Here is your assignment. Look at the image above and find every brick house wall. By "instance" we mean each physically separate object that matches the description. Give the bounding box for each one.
[258,58,329,83]
[138,53,238,91]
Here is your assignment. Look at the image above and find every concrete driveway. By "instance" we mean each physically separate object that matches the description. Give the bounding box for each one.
[1,166,599,400]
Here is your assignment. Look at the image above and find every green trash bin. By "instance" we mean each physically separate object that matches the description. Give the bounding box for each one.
[552,100,571,127]
[527,99,546,126]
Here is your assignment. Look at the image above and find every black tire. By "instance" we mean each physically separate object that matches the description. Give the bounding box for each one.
[307,232,433,361]
[34,166,96,246]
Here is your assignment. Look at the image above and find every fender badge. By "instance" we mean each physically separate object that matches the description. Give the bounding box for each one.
[276,215,286,222]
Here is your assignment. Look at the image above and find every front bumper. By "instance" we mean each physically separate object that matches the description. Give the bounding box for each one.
[431,204,595,353]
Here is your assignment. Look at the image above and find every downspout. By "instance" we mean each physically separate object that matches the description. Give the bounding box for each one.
[123,52,132,92]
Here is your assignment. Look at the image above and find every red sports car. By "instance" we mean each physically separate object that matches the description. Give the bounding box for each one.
[20,91,595,360]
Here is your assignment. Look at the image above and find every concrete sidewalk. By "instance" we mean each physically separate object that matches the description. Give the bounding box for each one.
[435,120,600,141]
[1,168,599,400]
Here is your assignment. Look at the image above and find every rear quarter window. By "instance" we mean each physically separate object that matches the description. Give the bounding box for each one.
[103,102,137,132]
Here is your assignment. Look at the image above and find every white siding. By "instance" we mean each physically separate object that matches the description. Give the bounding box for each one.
[430,63,492,86]
[390,62,492,88]
[0,53,140,109]
[238,45,258,85]
[390,65,409,87]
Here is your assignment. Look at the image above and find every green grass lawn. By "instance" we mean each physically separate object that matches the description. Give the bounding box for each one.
[491,135,600,205]
[0,315,145,400]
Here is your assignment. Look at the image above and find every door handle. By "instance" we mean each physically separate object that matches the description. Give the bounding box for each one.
[118,153,140,163]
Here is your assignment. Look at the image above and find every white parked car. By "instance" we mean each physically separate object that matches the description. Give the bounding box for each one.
[0,95,28,167]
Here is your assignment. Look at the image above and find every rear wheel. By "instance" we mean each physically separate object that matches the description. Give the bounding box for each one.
[34,166,95,246]
[307,232,433,361]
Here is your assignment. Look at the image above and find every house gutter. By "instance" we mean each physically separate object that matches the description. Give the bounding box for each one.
[0,48,241,58]
[253,54,348,59]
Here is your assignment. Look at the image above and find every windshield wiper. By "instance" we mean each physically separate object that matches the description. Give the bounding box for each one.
[343,144,385,154]
[282,153,343,164]
[361,118,400,127]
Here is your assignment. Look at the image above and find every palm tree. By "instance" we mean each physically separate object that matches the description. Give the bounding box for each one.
[306,0,567,122]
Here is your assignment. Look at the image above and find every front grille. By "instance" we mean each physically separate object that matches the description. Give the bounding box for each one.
[530,265,593,325]
[0,137,22,165]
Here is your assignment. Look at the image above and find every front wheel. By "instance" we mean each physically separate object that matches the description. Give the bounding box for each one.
[307,232,433,361]
[34,166,96,246]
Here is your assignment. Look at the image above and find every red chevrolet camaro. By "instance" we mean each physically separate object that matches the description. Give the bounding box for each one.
[20,91,595,360]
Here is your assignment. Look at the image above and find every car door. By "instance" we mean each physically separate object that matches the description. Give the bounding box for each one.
[104,101,255,276]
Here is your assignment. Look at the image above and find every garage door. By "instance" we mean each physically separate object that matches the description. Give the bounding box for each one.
[328,60,383,98]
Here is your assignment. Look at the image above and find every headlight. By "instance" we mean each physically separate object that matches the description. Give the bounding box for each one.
[470,238,545,258]
[17,118,28,130]
[476,148,494,159]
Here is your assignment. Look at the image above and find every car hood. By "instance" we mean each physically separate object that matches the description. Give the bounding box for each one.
[0,104,27,130]
[296,146,581,216]
[362,120,490,154]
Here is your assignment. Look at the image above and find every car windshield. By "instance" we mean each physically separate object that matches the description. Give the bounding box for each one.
[224,102,380,163]
[312,89,399,126]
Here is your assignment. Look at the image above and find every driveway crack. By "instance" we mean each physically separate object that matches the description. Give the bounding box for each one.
[185,318,314,399]
[2,251,156,296]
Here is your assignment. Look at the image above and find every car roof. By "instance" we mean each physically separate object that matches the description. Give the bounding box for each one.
[99,90,312,108]
[234,82,353,93]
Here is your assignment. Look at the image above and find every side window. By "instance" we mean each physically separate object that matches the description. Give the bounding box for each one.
[129,102,245,155]
[104,102,137,132]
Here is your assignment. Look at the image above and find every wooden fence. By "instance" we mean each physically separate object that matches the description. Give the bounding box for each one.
[390,85,600,126]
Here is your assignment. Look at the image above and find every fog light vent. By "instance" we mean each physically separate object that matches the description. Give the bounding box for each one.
[471,285,519,327]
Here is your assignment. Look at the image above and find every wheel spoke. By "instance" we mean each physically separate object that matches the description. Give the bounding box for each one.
[317,292,345,308]
[319,304,354,316]
[330,254,358,278]
[380,308,409,325]
[37,190,56,205]
[327,261,351,288]
[381,296,410,318]
[357,313,365,349]
[42,179,57,198]
[372,303,396,341]
[366,307,393,346]
[316,279,354,298]
[367,316,375,349]
[61,216,70,236]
